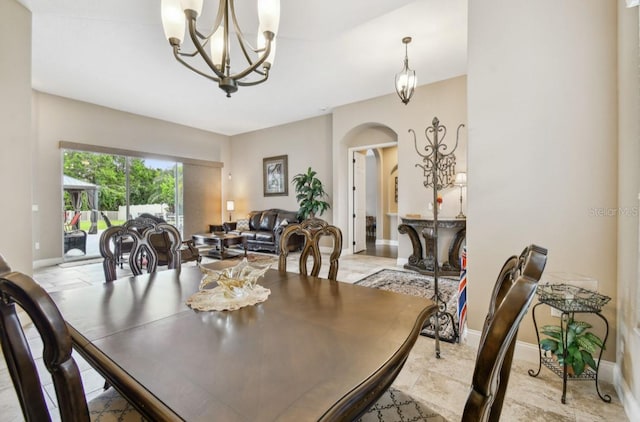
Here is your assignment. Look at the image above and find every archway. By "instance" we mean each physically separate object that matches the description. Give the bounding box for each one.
[340,123,398,256]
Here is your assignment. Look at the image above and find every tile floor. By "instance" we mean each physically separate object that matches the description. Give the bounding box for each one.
[0,252,629,421]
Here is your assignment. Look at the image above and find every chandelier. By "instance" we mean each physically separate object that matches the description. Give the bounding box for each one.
[395,37,417,105]
[161,0,280,97]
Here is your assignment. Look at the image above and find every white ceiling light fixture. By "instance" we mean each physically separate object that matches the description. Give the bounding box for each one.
[161,0,280,97]
[395,36,417,105]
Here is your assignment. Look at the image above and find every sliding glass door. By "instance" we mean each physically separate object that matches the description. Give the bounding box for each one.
[62,150,183,261]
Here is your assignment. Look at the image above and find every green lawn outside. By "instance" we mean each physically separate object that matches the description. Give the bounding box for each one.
[78,220,124,231]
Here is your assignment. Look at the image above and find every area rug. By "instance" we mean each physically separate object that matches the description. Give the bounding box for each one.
[355,269,460,343]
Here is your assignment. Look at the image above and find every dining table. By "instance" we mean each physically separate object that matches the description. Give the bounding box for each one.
[50,265,436,421]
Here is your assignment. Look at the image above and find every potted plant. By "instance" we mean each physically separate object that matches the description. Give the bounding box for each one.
[540,317,605,376]
[292,167,330,220]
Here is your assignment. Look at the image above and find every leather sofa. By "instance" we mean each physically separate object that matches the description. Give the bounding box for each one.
[224,209,304,253]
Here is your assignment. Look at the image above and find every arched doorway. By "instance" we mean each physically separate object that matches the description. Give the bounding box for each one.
[342,123,398,258]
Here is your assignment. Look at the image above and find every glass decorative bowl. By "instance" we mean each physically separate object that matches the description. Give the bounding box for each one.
[199,258,273,299]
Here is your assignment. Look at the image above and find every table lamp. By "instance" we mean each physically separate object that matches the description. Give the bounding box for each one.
[226,200,235,222]
[454,172,467,219]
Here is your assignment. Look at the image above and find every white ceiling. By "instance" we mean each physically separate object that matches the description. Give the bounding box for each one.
[22,0,467,136]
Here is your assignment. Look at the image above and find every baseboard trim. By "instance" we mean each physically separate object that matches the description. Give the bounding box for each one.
[465,329,615,384]
[33,258,63,269]
[614,365,640,420]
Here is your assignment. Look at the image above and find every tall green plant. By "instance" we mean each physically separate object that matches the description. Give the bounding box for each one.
[292,167,330,219]
[540,317,605,376]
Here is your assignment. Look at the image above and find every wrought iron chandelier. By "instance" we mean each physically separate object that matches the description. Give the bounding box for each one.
[395,36,417,105]
[161,0,280,97]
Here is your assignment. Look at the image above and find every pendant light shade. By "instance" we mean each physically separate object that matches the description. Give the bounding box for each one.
[395,37,417,105]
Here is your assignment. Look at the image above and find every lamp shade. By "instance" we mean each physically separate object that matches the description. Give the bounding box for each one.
[180,0,203,15]
[395,37,417,105]
[161,0,186,43]
[210,26,225,68]
[258,0,280,35]
[226,200,235,212]
[454,172,467,186]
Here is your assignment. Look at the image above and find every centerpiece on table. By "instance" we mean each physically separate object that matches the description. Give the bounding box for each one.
[186,258,275,311]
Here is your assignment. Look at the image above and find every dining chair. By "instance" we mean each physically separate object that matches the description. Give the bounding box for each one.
[278,217,343,280]
[0,255,143,421]
[99,220,182,282]
[358,244,548,422]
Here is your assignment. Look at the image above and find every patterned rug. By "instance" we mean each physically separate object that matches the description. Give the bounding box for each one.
[355,269,460,343]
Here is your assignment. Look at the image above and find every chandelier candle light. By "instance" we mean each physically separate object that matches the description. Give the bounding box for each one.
[161,0,280,97]
[395,37,417,105]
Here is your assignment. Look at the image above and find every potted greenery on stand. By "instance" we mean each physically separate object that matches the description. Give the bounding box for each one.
[540,317,605,376]
[292,167,330,220]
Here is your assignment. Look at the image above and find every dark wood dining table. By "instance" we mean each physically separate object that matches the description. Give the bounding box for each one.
[50,266,436,421]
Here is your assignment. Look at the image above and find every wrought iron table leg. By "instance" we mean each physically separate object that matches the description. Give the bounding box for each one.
[528,302,543,377]
[593,312,612,403]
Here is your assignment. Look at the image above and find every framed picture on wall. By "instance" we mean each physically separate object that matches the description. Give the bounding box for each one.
[263,155,288,196]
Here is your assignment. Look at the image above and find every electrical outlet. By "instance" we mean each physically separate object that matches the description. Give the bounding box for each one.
[550,307,562,318]
[35,242,40,250]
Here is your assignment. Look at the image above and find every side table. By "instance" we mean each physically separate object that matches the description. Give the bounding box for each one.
[528,283,611,404]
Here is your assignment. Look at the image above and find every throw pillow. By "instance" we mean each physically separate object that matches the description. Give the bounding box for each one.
[236,219,250,231]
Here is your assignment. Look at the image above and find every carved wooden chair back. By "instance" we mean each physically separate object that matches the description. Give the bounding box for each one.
[462,244,548,421]
[99,220,182,282]
[100,211,113,228]
[0,255,142,421]
[359,244,547,422]
[0,255,90,421]
[0,254,10,275]
[278,218,343,280]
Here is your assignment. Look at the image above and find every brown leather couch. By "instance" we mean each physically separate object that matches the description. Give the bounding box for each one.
[224,209,304,253]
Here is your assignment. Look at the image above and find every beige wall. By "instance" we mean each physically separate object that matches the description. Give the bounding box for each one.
[228,115,333,220]
[468,0,618,360]
[32,92,231,262]
[332,76,468,259]
[0,1,32,273]
[617,1,640,411]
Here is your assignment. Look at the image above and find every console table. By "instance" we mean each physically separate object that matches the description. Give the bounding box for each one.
[398,217,466,276]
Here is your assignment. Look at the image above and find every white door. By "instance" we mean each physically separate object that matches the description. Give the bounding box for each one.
[353,151,367,253]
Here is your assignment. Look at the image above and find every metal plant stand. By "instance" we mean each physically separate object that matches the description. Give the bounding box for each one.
[528,283,611,404]
[409,116,464,358]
